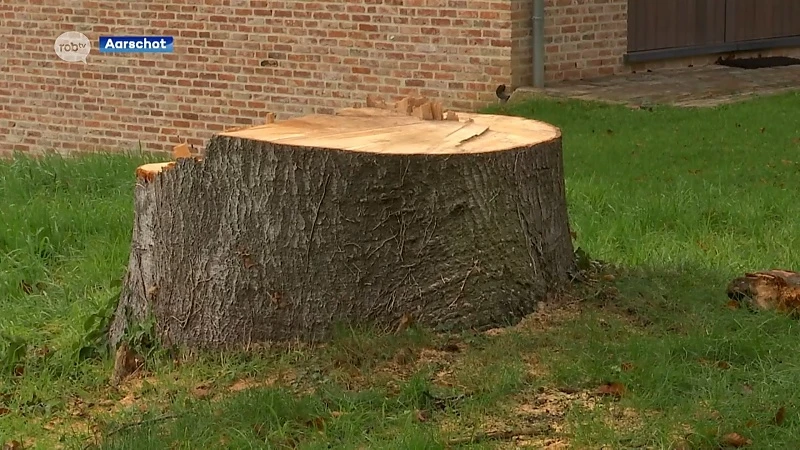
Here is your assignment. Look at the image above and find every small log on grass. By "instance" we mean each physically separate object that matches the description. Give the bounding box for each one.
[108,104,575,350]
[727,270,800,314]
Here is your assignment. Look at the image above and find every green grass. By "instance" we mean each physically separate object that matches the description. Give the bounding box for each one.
[2,92,800,449]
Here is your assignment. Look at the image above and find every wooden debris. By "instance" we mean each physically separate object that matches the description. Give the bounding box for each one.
[727,269,800,315]
[365,94,387,109]
[110,342,143,387]
[431,102,444,120]
[172,143,191,159]
[412,102,434,120]
[365,94,455,122]
[394,97,410,115]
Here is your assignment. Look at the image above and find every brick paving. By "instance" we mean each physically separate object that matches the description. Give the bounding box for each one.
[511,64,800,108]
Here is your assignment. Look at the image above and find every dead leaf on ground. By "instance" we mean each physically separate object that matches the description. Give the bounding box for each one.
[726,300,741,310]
[3,441,23,450]
[393,347,414,365]
[415,409,429,422]
[717,361,731,370]
[305,417,325,431]
[671,438,692,450]
[774,406,786,425]
[252,423,266,437]
[19,281,33,294]
[721,432,752,447]
[192,383,213,399]
[602,274,616,282]
[0,407,9,416]
[596,382,626,398]
[438,342,461,353]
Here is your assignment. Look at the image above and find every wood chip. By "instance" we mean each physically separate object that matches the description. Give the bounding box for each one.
[365,94,387,108]
[172,143,191,159]
[431,102,444,120]
[394,97,410,115]
[412,102,434,120]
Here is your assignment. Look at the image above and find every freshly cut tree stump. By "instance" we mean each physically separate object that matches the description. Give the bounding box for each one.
[109,107,575,350]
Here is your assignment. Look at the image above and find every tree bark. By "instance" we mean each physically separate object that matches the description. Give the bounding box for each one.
[109,108,575,350]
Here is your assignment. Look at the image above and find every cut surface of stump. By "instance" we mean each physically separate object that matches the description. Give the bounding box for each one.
[109,107,574,349]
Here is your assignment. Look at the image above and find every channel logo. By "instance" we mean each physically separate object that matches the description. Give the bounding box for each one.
[99,36,174,53]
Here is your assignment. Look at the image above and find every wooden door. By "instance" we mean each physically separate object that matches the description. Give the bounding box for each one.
[627,0,726,52]
[725,0,800,42]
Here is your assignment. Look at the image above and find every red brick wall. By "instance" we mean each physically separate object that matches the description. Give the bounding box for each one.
[542,0,627,82]
[0,1,523,155]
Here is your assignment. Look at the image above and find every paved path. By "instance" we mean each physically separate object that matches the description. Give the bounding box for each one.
[511,64,800,108]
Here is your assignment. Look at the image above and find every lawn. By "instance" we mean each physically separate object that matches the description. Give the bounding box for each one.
[1,92,799,449]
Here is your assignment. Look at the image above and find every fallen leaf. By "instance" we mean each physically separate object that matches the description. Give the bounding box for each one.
[602,274,616,282]
[252,423,266,437]
[12,365,24,377]
[0,407,10,416]
[331,411,344,418]
[717,361,731,370]
[671,439,692,450]
[393,347,414,365]
[439,342,461,353]
[596,382,626,398]
[305,417,325,431]
[192,383,212,399]
[726,300,741,310]
[620,362,634,372]
[19,281,33,294]
[774,406,786,425]
[3,441,23,450]
[415,409,429,422]
[721,432,751,447]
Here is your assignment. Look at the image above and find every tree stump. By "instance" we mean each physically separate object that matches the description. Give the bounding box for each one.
[108,107,575,350]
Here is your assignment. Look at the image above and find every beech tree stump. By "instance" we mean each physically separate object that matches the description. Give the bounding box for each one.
[108,107,575,350]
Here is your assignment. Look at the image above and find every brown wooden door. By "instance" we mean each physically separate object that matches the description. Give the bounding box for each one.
[627,0,726,52]
[627,0,800,54]
[725,0,800,42]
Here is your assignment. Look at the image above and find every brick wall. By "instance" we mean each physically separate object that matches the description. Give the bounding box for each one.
[0,1,525,155]
[542,0,627,82]
[3,0,799,155]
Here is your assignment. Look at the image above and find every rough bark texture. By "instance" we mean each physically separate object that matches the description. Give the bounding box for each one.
[109,117,575,349]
